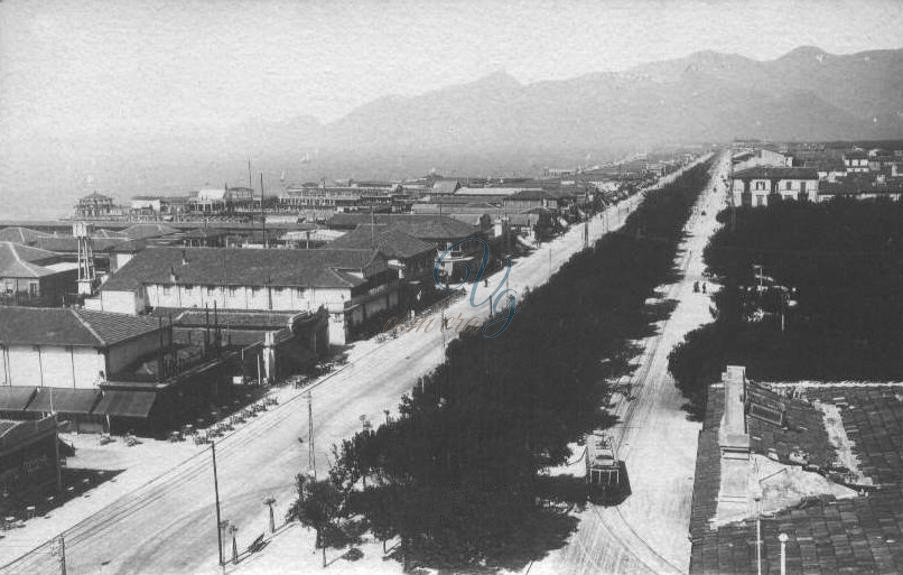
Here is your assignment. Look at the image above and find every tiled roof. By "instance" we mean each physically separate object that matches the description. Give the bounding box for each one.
[690,383,903,575]
[326,214,476,240]
[431,180,461,194]
[32,236,128,253]
[172,309,300,330]
[121,223,179,240]
[100,246,387,291]
[0,306,161,347]
[329,225,435,259]
[0,227,50,245]
[0,241,61,278]
[733,167,819,180]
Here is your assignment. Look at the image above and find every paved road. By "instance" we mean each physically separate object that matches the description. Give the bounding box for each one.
[2,164,692,575]
[530,151,730,575]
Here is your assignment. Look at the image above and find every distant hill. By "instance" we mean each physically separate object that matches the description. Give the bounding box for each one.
[3,45,901,219]
[305,46,902,153]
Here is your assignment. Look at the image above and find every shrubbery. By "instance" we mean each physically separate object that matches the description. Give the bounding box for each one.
[670,198,903,418]
[298,160,714,571]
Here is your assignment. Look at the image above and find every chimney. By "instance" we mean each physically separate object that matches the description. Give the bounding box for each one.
[719,365,750,458]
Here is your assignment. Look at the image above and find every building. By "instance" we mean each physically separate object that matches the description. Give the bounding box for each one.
[688,367,903,574]
[0,306,165,389]
[0,242,79,306]
[732,148,793,171]
[74,193,118,219]
[0,416,61,514]
[0,227,50,246]
[731,167,820,207]
[329,224,437,309]
[842,150,869,173]
[97,247,400,344]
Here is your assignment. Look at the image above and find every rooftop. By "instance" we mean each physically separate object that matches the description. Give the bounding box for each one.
[329,225,435,260]
[326,214,477,240]
[732,166,820,180]
[689,380,903,575]
[0,241,63,278]
[0,306,162,347]
[101,246,388,291]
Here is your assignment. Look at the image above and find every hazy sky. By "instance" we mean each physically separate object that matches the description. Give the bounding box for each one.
[2,0,902,142]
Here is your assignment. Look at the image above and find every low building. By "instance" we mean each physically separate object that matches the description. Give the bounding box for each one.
[731,167,820,207]
[330,224,437,309]
[98,247,400,344]
[0,306,164,389]
[0,416,61,513]
[688,367,903,575]
[0,242,79,306]
[843,150,869,173]
[74,192,118,219]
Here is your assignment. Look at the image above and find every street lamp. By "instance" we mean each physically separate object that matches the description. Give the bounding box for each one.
[264,497,276,534]
[229,524,239,563]
[778,532,789,575]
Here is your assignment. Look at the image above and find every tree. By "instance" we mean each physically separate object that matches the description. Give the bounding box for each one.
[285,474,346,567]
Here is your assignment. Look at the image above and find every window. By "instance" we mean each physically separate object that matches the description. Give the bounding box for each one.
[785,181,793,190]
[163,285,172,296]
[756,195,765,206]
[29,283,38,296]
[755,181,766,191]
[206,286,216,296]
[229,287,239,297]
[185,284,195,291]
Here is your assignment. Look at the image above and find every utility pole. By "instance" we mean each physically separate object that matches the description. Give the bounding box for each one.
[52,534,67,575]
[260,173,267,249]
[548,246,552,280]
[307,391,316,480]
[211,443,224,567]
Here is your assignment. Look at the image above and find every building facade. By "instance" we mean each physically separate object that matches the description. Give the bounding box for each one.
[731,167,820,207]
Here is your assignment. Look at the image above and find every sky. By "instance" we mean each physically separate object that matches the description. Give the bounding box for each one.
[2,0,902,138]
[0,0,901,218]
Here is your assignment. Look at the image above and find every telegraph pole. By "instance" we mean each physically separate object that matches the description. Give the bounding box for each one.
[260,173,267,248]
[211,443,224,566]
[307,391,316,480]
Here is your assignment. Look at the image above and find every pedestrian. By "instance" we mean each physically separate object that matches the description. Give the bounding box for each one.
[693,281,699,293]
[484,278,488,288]
[702,282,707,294]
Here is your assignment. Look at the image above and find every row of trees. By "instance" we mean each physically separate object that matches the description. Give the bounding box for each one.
[670,198,903,419]
[288,159,715,571]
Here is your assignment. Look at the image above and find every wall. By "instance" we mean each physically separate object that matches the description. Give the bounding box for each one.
[100,288,146,314]
[144,283,351,314]
[106,331,165,377]
[0,345,105,388]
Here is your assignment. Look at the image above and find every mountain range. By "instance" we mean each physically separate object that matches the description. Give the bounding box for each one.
[229,45,903,156]
[3,45,902,219]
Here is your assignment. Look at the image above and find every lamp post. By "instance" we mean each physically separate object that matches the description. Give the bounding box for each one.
[779,532,789,575]
[264,497,276,534]
[230,524,239,563]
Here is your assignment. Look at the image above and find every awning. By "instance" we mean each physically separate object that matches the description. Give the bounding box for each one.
[0,386,36,411]
[94,390,157,419]
[23,388,101,415]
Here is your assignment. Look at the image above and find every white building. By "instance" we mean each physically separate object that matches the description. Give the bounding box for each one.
[731,167,820,207]
[98,247,400,345]
[0,307,163,389]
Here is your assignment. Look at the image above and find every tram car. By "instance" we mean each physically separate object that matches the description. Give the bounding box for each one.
[585,431,625,503]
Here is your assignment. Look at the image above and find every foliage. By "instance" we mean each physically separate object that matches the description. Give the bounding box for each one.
[671,198,903,416]
[326,160,715,571]
[285,473,346,553]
